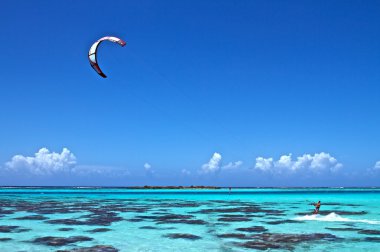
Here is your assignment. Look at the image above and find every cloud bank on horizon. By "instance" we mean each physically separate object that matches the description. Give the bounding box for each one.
[3,148,130,178]
[254,152,343,174]
[1,147,380,186]
[5,148,76,175]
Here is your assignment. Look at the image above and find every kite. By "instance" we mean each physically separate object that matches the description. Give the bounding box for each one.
[88,36,126,78]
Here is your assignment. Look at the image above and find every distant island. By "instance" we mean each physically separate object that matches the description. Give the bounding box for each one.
[128,186,221,189]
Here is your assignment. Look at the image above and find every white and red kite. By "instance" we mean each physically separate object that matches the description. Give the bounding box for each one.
[88,36,126,78]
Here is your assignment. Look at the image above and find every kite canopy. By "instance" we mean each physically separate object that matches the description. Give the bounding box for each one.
[88,36,127,78]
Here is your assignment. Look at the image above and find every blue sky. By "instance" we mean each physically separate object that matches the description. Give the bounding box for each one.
[0,0,379,186]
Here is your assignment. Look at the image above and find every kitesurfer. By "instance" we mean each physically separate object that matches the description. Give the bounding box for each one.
[313,201,321,214]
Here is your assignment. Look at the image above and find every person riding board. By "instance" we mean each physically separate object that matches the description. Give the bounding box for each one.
[313,201,321,214]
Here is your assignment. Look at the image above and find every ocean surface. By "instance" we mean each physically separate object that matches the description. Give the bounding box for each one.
[0,187,379,251]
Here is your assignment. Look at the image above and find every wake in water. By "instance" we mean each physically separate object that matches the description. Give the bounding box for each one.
[294,212,380,225]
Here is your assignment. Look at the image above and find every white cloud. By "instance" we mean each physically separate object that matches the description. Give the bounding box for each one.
[254,152,342,173]
[374,161,380,170]
[255,157,274,171]
[201,152,222,173]
[144,162,155,176]
[144,163,152,171]
[5,148,76,175]
[222,160,243,170]
[276,154,293,169]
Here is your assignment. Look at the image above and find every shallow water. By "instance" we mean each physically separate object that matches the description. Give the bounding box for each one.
[0,188,379,251]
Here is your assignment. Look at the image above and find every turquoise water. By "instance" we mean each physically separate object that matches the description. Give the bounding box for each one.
[0,188,379,251]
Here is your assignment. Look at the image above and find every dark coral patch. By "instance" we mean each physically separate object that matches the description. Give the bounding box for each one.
[235,233,338,251]
[139,226,175,230]
[47,219,82,225]
[56,245,118,252]
[238,241,282,250]
[32,236,93,246]
[85,216,124,225]
[325,227,361,232]
[152,202,201,208]
[217,233,249,239]
[151,212,169,215]
[358,230,380,235]
[219,214,247,218]
[139,226,158,229]
[0,209,14,215]
[0,226,19,233]
[209,200,229,204]
[157,219,207,225]
[58,228,74,231]
[46,212,123,226]
[14,215,48,220]
[365,237,380,242]
[164,233,201,240]
[218,217,251,222]
[127,218,144,222]
[0,238,12,242]
[17,227,32,232]
[0,226,30,233]
[149,214,194,221]
[266,219,302,225]
[236,226,268,233]
[87,228,112,233]
[134,215,158,220]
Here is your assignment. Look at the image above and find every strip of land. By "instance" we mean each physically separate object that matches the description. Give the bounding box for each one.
[128,186,221,189]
